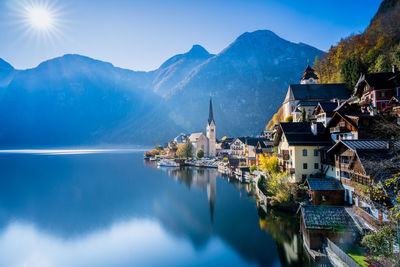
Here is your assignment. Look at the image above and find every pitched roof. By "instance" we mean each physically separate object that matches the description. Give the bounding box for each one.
[306,178,344,191]
[189,132,205,142]
[208,96,215,125]
[301,65,319,81]
[318,102,339,113]
[289,83,350,101]
[275,122,332,146]
[355,72,400,92]
[301,206,358,230]
[297,101,320,107]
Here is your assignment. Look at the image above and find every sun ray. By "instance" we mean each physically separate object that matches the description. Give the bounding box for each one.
[8,0,67,45]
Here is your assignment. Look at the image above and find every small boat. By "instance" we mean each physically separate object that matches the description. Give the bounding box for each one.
[150,157,157,161]
[157,160,179,167]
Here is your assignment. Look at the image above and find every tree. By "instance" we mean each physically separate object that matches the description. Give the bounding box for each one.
[177,140,193,158]
[284,115,293,122]
[250,164,257,173]
[300,108,306,122]
[362,225,397,264]
[196,149,204,159]
[259,154,278,173]
[373,53,391,72]
[341,55,365,88]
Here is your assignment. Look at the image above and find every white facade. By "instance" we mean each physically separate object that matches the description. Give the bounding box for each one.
[189,133,208,156]
[207,120,216,157]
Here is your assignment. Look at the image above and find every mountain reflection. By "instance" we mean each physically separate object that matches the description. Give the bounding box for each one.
[0,152,302,266]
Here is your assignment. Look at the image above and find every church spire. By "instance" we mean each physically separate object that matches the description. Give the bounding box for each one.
[208,95,215,125]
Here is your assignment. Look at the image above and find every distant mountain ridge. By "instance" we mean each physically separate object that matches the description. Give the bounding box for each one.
[0,30,322,146]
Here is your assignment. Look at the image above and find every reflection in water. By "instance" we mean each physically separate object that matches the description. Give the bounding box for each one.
[0,152,306,266]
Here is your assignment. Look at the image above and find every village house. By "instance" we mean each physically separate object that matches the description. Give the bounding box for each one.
[313,101,340,126]
[305,178,344,206]
[300,206,359,252]
[255,140,274,166]
[354,66,400,114]
[282,65,350,121]
[327,139,400,223]
[325,111,378,141]
[273,122,332,183]
[244,137,269,166]
[174,133,188,144]
[230,137,246,158]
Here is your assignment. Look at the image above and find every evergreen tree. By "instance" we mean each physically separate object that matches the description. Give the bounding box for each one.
[341,55,365,88]
[300,108,306,122]
[196,149,204,159]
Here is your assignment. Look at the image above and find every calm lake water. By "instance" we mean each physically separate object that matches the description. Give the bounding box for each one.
[0,150,311,267]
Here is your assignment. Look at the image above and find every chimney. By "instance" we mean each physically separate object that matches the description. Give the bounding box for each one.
[311,121,318,136]
[393,65,398,73]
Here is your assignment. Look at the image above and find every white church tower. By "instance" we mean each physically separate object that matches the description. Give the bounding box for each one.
[206,96,216,158]
[300,65,319,84]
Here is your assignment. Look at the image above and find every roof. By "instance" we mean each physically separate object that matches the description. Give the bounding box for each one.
[301,206,358,230]
[297,101,320,107]
[328,140,390,153]
[355,72,400,94]
[306,178,344,191]
[208,96,215,125]
[189,132,206,142]
[301,65,319,81]
[274,122,332,146]
[318,102,339,113]
[245,137,268,147]
[289,83,350,101]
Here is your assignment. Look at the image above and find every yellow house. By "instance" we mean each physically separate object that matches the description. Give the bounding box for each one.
[274,122,332,183]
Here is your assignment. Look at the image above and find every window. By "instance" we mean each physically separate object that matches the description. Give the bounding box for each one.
[302,149,307,156]
[314,163,319,169]
[303,163,308,169]
[381,91,386,97]
[314,149,318,156]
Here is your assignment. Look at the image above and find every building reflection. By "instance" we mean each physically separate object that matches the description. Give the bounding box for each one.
[164,167,217,225]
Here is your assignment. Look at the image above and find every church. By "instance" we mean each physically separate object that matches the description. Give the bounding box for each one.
[188,97,217,158]
[282,65,350,122]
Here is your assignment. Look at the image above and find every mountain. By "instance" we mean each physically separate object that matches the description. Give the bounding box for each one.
[0,30,323,147]
[151,45,214,97]
[0,58,16,87]
[314,0,400,85]
[165,30,322,136]
[0,54,182,147]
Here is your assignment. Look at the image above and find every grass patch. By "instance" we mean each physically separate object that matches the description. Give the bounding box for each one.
[347,246,368,267]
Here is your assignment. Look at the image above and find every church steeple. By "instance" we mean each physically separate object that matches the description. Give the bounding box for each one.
[206,95,216,158]
[300,65,318,84]
[208,95,215,125]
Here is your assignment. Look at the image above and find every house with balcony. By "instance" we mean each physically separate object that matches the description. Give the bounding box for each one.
[325,111,379,141]
[327,139,400,223]
[354,66,400,114]
[229,137,246,158]
[273,122,332,183]
[313,101,340,126]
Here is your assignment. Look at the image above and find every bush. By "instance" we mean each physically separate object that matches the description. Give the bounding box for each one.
[196,149,204,159]
[284,115,293,122]
[250,164,257,173]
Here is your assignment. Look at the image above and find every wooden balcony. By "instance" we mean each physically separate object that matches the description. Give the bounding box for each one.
[330,126,347,133]
[276,150,289,160]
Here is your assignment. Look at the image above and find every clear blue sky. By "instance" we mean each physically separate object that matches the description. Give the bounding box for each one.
[0,0,382,71]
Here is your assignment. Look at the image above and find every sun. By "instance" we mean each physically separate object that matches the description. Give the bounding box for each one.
[27,6,53,30]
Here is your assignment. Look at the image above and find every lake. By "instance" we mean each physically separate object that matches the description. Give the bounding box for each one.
[0,150,312,266]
